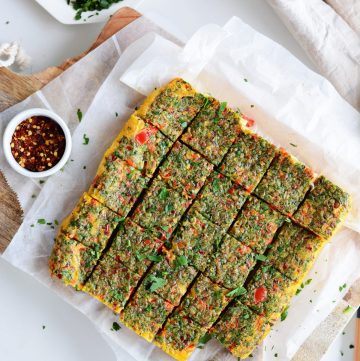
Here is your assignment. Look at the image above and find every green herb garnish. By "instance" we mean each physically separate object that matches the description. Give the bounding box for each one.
[147,254,163,262]
[148,275,166,292]
[255,254,267,262]
[227,287,247,297]
[77,108,82,122]
[37,219,46,224]
[83,134,89,145]
[111,321,121,331]
[158,188,169,200]
[280,307,289,321]
[175,255,188,268]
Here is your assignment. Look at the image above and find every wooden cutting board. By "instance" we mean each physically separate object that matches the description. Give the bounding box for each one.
[0,7,141,254]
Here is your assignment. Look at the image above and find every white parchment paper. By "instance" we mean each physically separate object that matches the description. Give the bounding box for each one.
[1,16,360,361]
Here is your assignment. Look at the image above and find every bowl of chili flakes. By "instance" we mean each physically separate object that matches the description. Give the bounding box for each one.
[3,108,72,178]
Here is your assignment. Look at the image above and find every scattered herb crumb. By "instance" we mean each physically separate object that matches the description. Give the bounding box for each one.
[77,108,82,122]
[198,333,211,348]
[343,305,352,314]
[83,134,89,145]
[342,331,346,335]
[30,224,34,228]
[134,106,138,110]
[244,78,248,82]
[39,180,45,184]
[290,143,297,147]
[37,219,46,224]
[42,325,46,330]
[111,321,121,331]
[250,104,254,108]
[31,194,36,198]
[54,219,59,226]
[227,287,247,297]
[339,283,347,292]
[274,353,278,358]
[115,112,118,117]
[83,166,87,169]
[255,254,267,262]
[349,344,354,349]
[340,351,344,356]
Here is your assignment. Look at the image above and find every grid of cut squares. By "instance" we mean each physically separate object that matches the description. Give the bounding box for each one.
[51,78,351,361]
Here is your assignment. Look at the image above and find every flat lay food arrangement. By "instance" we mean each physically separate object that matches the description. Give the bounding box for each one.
[48,78,352,360]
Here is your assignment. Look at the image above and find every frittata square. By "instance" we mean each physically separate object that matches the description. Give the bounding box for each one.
[254,151,315,215]
[154,311,207,361]
[178,274,230,327]
[49,235,99,288]
[192,172,248,229]
[181,97,242,165]
[89,158,149,217]
[132,178,192,238]
[219,130,277,192]
[206,233,256,290]
[136,78,205,141]
[267,222,326,281]
[60,193,119,250]
[241,265,300,323]
[82,254,141,313]
[107,219,163,277]
[142,249,198,306]
[211,301,271,359]
[104,114,173,177]
[172,209,224,272]
[293,176,351,239]
[229,196,286,254]
[120,285,174,342]
[158,141,213,199]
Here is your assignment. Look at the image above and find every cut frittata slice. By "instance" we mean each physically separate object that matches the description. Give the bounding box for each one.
[211,301,271,359]
[82,253,141,313]
[158,141,213,199]
[49,235,99,288]
[206,234,256,290]
[172,209,225,272]
[132,177,191,238]
[181,97,242,165]
[192,172,248,229]
[103,114,173,177]
[154,311,207,361]
[107,219,163,277]
[254,150,315,215]
[120,285,174,342]
[178,274,230,328]
[293,175,351,239]
[60,193,119,250]
[89,158,149,217]
[219,129,277,192]
[229,196,286,254]
[267,222,326,281]
[240,265,301,323]
[142,249,198,306]
[136,78,205,141]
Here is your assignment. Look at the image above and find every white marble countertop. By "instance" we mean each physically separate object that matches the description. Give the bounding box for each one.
[0,0,356,360]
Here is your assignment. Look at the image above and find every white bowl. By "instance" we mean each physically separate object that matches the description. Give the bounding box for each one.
[3,108,72,178]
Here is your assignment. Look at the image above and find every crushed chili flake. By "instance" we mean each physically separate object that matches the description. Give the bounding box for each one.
[10,116,66,172]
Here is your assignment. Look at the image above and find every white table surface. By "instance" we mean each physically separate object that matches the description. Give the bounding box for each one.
[0,0,356,360]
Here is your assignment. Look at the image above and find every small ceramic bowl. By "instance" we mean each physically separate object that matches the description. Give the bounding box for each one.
[3,108,72,178]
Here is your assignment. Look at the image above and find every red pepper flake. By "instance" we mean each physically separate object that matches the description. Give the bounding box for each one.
[254,286,267,304]
[10,116,65,172]
[242,115,255,128]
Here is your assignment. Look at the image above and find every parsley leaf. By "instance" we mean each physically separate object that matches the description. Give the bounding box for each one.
[343,305,352,314]
[175,255,188,268]
[227,287,247,297]
[147,254,163,262]
[255,254,267,262]
[37,219,46,224]
[77,108,83,122]
[135,251,147,262]
[198,333,212,346]
[148,275,166,292]
[339,283,347,292]
[83,134,89,145]
[159,188,169,200]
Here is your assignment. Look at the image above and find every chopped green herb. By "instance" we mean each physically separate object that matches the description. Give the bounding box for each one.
[343,305,352,314]
[349,344,354,349]
[31,194,36,198]
[5,21,10,24]
[255,254,267,262]
[42,325,45,330]
[339,283,347,292]
[175,255,188,268]
[304,279,312,286]
[158,188,169,200]
[198,333,212,346]
[135,251,147,262]
[83,166,87,169]
[77,108,82,122]
[147,254,163,262]
[30,224,34,228]
[148,275,166,292]
[218,102,227,117]
[181,121,188,128]
[244,78,248,82]
[39,180,45,184]
[290,143,297,147]
[274,353,278,358]
[340,351,344,356]
[115,112,118,117]
[227,287,247,297]
[111,321,121,331]
[37,219,46,224]
[280,307,289,321]
[83,134,89,145]
[250,104,254,108]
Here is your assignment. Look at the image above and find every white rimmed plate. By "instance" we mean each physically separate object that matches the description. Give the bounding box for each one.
[34,0,143,24]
